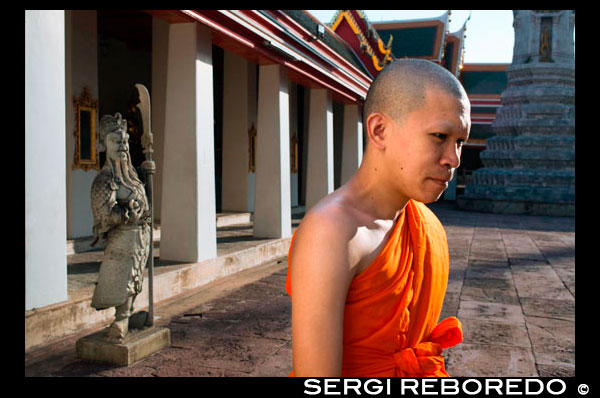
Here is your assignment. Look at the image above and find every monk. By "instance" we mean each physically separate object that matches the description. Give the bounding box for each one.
[286,59,470,377]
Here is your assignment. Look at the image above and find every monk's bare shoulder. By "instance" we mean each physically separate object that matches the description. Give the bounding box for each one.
[291,191,361,280]
[290,191,361,375]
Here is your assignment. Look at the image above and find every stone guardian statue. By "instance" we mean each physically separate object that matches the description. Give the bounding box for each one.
[90,112,151,341]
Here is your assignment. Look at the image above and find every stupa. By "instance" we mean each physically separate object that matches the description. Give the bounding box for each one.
[457,10,575,216]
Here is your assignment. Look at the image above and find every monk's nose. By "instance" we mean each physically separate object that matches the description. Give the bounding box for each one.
[441,147,460,169]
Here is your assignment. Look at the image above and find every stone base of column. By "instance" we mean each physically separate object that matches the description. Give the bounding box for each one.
[76,325,170,367]
[456,196,574,217]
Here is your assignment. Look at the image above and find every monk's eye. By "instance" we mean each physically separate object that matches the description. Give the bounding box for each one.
[433,133,447,140]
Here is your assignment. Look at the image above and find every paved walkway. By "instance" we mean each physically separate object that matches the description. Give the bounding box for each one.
[24,202,575,377]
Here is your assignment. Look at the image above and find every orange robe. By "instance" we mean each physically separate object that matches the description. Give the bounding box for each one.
[286,199,462,377]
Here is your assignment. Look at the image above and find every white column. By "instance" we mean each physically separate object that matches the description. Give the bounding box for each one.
[222,51,251,212]
[341,104,363,185]
[25,10,68,310]
[254,64,292,238]
[306,89,334,211]
[160,22,216,262]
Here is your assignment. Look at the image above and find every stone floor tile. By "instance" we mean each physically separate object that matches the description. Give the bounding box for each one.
[458,300,524,324]
[536,246,575,265]
[449,268,466,280]
[446,278,464,295]
[441,292,460,309]
[449,246,472,256]
[535,351,575,371]
[470,239,505,252]
[525,316,575,360]
[462,319,531,348]
[537,363,575,377]
[460,286,520,306]
[511,267,573,300]
[553,267,574,296]
[49,360,130,377]
[547,259,575,268]
[164,335,288,374]
[465,266,512,280]
[449,256,469,270]
[469,250,508,262]
[254,317,292,341]
[528,231,567,243]
[520,297,574,320]
[559,235,575,249]
[503,241,546,261]
[446,236,473,246]
[439,306,458,320]
[445,343,537,377]
[474,231,506,238]
[509,259,549,267]
[463,277,515,291]
[249,340,293,377]
[506,252,547,263]
[468,259,510,268]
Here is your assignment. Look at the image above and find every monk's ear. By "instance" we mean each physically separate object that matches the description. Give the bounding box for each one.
[365,112,387,151]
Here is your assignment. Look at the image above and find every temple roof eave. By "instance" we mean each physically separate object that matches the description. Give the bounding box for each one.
[163,10,372,104]
[330,10,394,75]
[370,10,450,28]
[371,11,450,62]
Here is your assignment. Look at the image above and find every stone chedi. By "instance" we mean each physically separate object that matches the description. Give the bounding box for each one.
[90,112,151,341]
[458,10,574,216]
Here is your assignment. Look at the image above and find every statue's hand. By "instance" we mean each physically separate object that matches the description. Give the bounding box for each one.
[141,160,155,175]
[127,199,143,223]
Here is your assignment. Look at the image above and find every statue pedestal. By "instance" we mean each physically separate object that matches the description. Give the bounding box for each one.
[76,325,170,366]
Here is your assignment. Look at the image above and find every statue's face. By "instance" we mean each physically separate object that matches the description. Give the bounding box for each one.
[105,130,130,163]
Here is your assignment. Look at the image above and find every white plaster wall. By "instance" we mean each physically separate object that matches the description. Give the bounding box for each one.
[222,51,251,212]
[289,82,299,207]
[301,88,310,204]
[25,10,68,310]
[333,101,344,189]
[152,16,170,223]
[247,172,255,212]
[160,22,216,262]
[247,63,258,213]
[65,10,98,239]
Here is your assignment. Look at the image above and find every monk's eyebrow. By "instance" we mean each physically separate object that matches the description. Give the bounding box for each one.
[427,121,454,133]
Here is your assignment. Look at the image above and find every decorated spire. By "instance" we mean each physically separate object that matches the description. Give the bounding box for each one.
[330,10,394,77]
[444,11,470,76]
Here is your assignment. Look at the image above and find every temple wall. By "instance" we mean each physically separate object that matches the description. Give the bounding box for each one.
[151,16,170,223]
[65,10,99,239]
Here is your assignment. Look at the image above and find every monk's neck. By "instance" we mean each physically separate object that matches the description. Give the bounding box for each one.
[345,160,409,221]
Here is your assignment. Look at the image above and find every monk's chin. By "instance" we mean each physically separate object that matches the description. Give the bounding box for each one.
[414,189,446,204]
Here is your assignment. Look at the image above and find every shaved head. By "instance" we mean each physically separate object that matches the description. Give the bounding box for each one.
[363,59,468,129]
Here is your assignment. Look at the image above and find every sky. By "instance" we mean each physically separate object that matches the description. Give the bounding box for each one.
[307,10,514,64]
